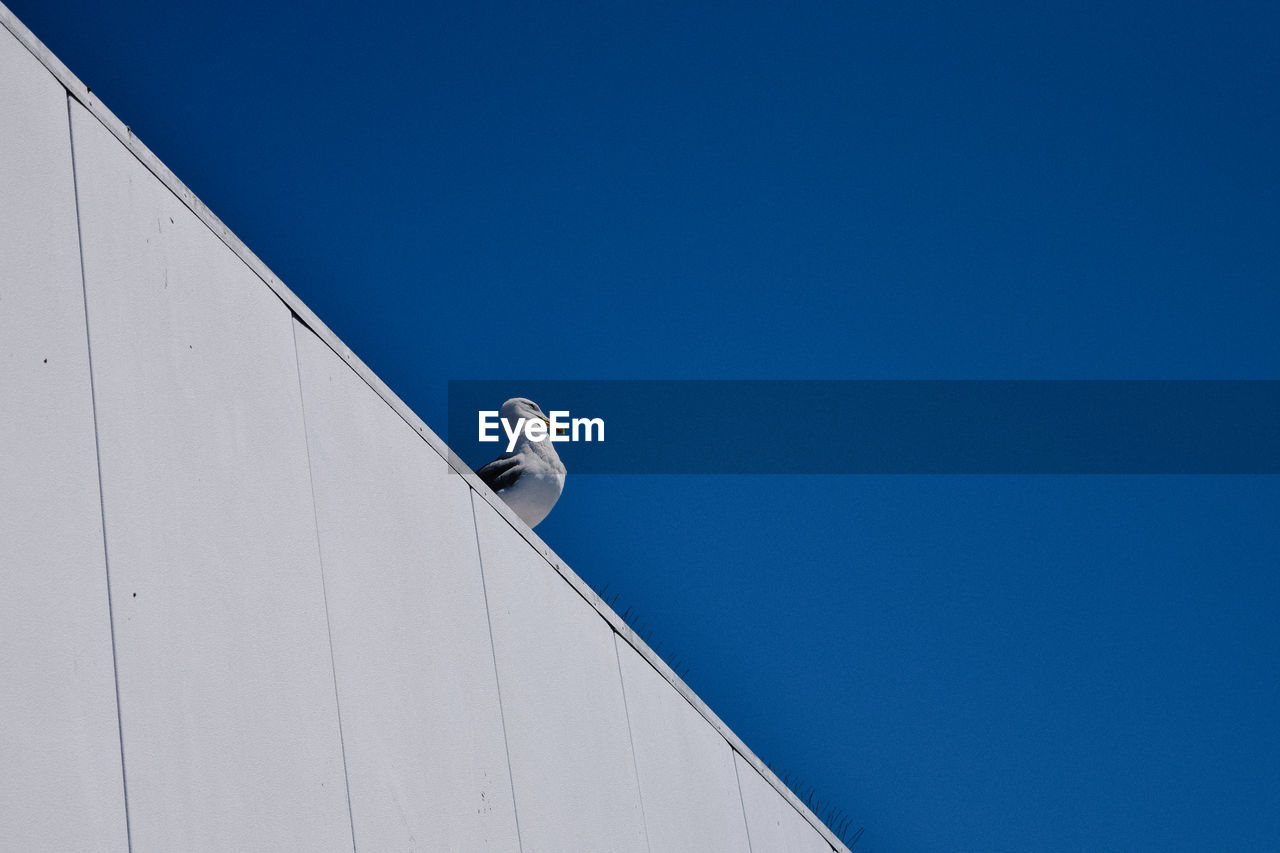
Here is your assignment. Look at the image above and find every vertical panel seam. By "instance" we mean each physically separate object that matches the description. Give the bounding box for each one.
[66,93,134,853]
[612,634,654,853]
[731,752,757,853]
[468,490,526,853]
[290,319,359,853]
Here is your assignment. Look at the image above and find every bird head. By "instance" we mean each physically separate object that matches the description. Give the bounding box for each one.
[500,397,551,429]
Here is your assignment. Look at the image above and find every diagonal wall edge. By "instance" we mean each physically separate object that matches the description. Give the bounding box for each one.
[0,4,851,849]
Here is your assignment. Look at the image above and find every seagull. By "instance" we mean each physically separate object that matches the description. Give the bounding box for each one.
[475,397,566,528]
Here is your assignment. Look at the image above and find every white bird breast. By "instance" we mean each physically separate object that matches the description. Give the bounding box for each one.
[496,462,565,528]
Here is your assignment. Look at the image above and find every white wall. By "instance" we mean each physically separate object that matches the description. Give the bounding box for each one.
[615,637,753,852]
[69,100,354,852]
[294,320,520,851]
[473,493,650,853]
[0,6,845,851]
[0,21,128,853]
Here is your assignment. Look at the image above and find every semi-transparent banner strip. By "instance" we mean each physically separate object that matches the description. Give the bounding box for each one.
[447,381,1280,474]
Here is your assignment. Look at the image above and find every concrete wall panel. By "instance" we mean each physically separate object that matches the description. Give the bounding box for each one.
[472,493,648,853]
[294,320,520,852]
[615,636,752,852]
[68,102,352,852]
[0,8,849,850]
[736,752,834,853]
[0,26,129,852]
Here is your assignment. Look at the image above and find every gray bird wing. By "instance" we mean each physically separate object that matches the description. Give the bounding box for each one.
[475,454,523,492]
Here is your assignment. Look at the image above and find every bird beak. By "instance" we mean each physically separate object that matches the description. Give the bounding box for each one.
[541,416,567,438]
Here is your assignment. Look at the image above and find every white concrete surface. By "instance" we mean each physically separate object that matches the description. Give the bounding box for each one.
[294,320,520,852]
[2,7,851,845]
[615,637,753,852]
[472,493,649,853]
[69,102,352,852]
[736,752,835,853]
[1,3,852,850]
[0,25,129,852]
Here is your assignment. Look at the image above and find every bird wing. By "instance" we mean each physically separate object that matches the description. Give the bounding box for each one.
[475,454,523,492]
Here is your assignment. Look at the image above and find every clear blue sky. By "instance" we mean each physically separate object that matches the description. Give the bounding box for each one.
[13,1,1279,849]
